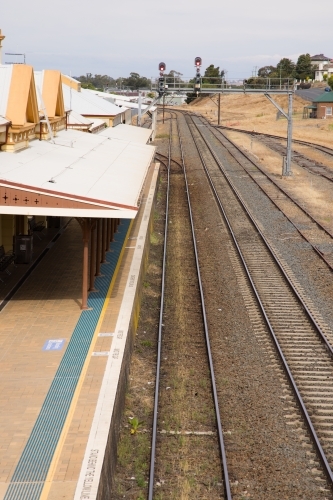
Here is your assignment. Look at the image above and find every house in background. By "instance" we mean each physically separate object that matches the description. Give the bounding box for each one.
[311,54,331,67]
[311,54,333,81]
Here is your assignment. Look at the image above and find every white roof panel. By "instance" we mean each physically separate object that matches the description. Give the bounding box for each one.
[86,90,134,102]
[99,124,152,143]
[34,71,44,107]
[62,85,123,117]
[0,65,13,118]
[0,129,155,213]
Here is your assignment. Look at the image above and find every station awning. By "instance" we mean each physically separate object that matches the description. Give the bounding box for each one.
[0,128,155,218]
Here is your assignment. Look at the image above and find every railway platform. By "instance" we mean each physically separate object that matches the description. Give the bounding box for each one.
[0,162,160,500]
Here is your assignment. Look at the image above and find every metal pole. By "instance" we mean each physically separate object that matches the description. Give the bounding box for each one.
[218,93,221,126]
[101,219,107,263]
[96,219,102,276]
[106,219,111,249]
[285,92,293,176]
[163,94,165,124]
[137,90,142,127]
[81,218,90,310]
[110,219,115,242]
[89,221,96,292]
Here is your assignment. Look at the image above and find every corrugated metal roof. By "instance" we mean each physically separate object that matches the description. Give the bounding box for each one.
[62,85,123,116]
[67,110,107,132]
[0,65,13,118]
[0,128,155,215]
[34,70,44,107]
[86,90,136,102]
[314,92,333,103]
[99,124,152,143]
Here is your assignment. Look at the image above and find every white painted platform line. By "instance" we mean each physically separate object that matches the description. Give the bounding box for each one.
[74,164,160,500]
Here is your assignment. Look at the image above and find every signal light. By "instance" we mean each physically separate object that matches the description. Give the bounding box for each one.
[194,75,201,92]
[158,77,164,96]
[194,57,202,67]
[159,62,166,72]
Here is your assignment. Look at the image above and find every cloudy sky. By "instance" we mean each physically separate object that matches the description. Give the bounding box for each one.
[1,0,331,80]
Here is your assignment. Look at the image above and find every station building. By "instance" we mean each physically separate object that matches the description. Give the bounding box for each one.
[0,56,159,499]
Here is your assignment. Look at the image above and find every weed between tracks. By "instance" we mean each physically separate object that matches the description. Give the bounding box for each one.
[112,169,166,500]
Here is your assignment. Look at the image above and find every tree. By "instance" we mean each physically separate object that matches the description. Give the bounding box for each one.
[184,93,195,104]
[276,58,295,78]
[258,65,276,78]
[202,64,222,85]
[121,72,151,90]
[81,82,96,90]
[74,73,116,90]
[328,75,333,90]
[164,70,183,89]
[295,54,314,80]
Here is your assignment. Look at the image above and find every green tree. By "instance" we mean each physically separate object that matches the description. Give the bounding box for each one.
[164,70,183,89]
[295,53,314,80]
[74,73,116,91]
[81,82,96,90]
[258,65,276,77]
[276,58,295,78]
[202,64,223,85]
[121,72,151,90]
[328,75,333,90]
[185,92,197,104]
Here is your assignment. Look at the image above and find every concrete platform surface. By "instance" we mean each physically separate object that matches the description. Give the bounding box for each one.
[0,163,160,500]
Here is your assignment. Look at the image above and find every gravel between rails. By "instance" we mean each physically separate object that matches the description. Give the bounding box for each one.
[175,110,333,499]
[195,115,333,345]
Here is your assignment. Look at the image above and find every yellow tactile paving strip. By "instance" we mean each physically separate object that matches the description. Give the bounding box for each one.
[44,180,149,500]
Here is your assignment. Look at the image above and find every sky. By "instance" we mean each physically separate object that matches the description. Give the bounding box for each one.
[1,0,332,81]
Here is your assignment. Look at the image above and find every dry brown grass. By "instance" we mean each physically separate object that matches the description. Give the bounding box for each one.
[178,93,333,148]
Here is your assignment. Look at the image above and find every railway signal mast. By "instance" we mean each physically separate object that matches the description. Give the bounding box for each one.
[158,62,166,96]
[194,57,202,95]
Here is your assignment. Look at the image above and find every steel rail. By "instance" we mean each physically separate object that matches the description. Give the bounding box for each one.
[155,151,183,170]
[188,114,333,356]
[181,110,333,158]
[147,115,172,500]
[185,113,333,485]
[178,116,232,500]
[198,118,333,271]
[214,124,333,158]
[148,110,232,499]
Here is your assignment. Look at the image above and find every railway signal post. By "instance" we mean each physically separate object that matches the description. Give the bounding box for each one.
[194,56,202,95]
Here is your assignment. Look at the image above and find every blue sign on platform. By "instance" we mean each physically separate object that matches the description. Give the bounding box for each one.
[42,339,66,351]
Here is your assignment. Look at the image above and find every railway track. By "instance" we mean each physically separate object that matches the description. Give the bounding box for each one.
[183,111,333,491]
[148,112,231,499]
[196,116,333,271]
[213,123,333,182]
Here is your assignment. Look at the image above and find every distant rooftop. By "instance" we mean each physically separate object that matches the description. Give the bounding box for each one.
[314,92,333,103]
[311,54,331,61]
